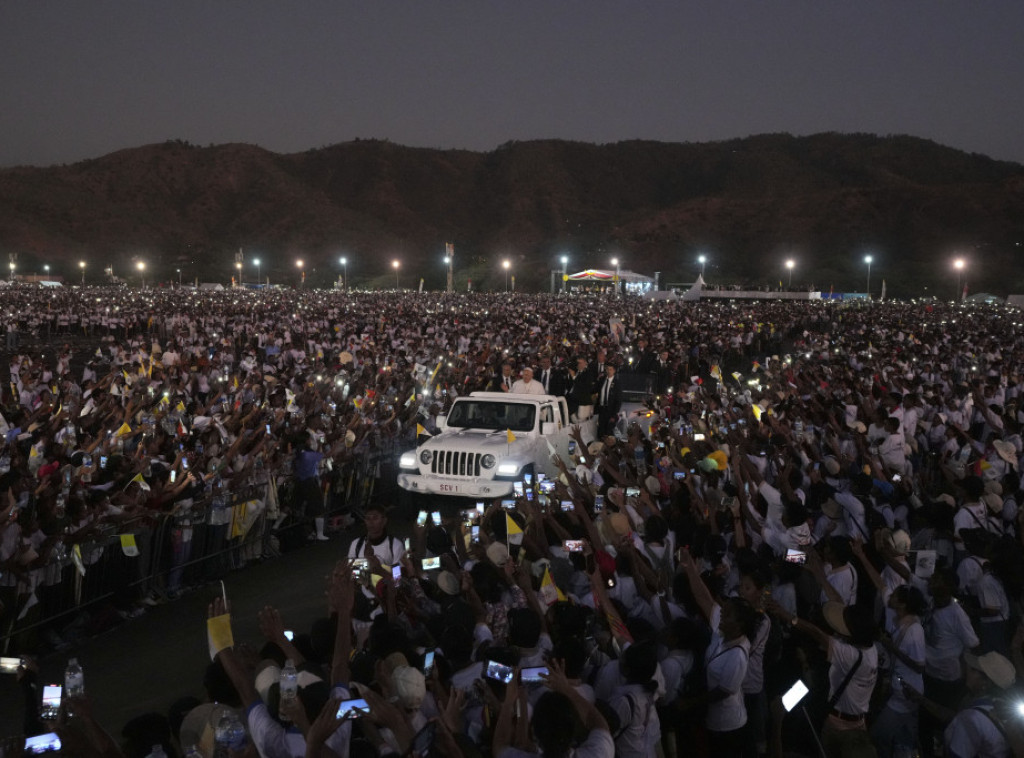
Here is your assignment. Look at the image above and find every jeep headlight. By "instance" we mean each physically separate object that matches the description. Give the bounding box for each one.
[481,454,496,469]
[399,452,418,469]
[420,450,433,465]
[497,462,520,476]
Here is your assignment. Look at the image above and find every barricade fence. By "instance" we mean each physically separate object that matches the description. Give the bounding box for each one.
[0,431,406,655]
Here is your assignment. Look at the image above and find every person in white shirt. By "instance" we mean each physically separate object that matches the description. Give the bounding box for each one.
[920,567,980,758]
[510,367,546,395]
[871,585,928,758]
[678,548,757,755]
[942,652,1016,758]
[770,600,879,758]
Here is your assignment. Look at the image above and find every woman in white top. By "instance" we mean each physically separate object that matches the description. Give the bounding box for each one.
[678,547,758,756]
[768,600,879,758]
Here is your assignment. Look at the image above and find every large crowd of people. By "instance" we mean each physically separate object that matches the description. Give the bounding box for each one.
[3,283,1024,757]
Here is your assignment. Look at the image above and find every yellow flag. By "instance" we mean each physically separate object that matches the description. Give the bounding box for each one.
[416,423,432,437]
[506,429,516,444]
[231,503,247,538]
[175,400,186,413]
[122,369,131,382]
[506,512,523,546]
[710,364,723,382]
[233,376,239,390]
[128,472,150,491]
[71,544,85,576]
[752,404,763,422]
[540,565,566,606]
[116,422,133,437]
[207,613,234,659]
[120,534,139,557]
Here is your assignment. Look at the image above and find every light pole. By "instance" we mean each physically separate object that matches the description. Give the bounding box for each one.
[392,259,400,289]
[864,255,873,298]
[698,254,707,278]
[443,256,452,293]
[339,256,347,290]
[560,255,568,293]
[43,264,50,279]
[296,259,305,289]
[176,268,181,286]
[502,259,511,292]
[785,259,795,289]
[611,257,620,295]
[954,258,965,301]
[136,261,146,289]
[235,261,242,287]
[7,262,13,281]
[79,260,86,285]
[253,258,261,287]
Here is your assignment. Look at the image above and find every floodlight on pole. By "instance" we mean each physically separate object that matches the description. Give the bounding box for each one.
[393,259,400,289]
[502,259,511,292]
[339,256,347,290]
[864,255,873,298]
[79,260,86,285]
[954,258,966,301]
[296,259,304,288]
[698,254,707,278]
[785,259,795,289]
[253,258,261,287]
[136,260,146,289]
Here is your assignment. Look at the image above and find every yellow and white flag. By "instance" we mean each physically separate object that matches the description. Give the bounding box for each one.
[120,534,139,557]
[506,429,516,444]
[539,565,566,606]
[506,512,524,545]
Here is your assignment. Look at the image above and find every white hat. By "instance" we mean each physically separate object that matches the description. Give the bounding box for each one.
[993,439,1018,469]
[486,542,510,567]
[965,651,1016,690]
[392,666,427,710]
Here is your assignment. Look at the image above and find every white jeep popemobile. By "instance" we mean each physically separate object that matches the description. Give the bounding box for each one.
[398,392,597,498]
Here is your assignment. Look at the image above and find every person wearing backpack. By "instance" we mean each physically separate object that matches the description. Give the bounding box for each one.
[607,641,662,758]
[906,651,1019,758]
[678,547,759,756]
[768,600,879,758]
[346,502,405,568]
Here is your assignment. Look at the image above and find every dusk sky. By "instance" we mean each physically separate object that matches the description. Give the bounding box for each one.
[2,2,1022,168]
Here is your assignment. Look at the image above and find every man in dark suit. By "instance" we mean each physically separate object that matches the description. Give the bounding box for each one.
[537,355,568,397]
[567,356,595,420]
[632,338,658,375]
[595,363,623,437]
[487,362,514,392]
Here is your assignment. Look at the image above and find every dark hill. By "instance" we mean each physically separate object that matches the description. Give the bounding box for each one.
[0,133,1021,295]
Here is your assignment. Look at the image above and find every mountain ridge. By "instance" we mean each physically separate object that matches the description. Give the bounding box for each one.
[0,132,1021,295]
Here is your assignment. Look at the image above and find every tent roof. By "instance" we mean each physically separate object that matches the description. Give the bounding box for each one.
[567,269,653,283]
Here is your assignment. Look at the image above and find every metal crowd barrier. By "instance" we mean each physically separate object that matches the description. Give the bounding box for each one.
[0,432,407,654]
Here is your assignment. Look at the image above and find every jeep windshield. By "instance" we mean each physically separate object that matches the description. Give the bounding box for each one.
[445,400,537,432]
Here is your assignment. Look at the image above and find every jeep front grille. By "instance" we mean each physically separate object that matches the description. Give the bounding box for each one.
[431,450,483,477]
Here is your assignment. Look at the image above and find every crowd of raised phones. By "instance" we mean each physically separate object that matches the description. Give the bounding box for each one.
[3,284,1024,758]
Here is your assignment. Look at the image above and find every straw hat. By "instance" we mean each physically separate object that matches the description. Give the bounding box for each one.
[993,439,1018,469]
[965,651,1016,690]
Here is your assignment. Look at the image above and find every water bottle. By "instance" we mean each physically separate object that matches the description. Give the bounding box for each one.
[278,659,299,721]
[214,710,246,757]
[64,657,84,697]
[145,745,167,758]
